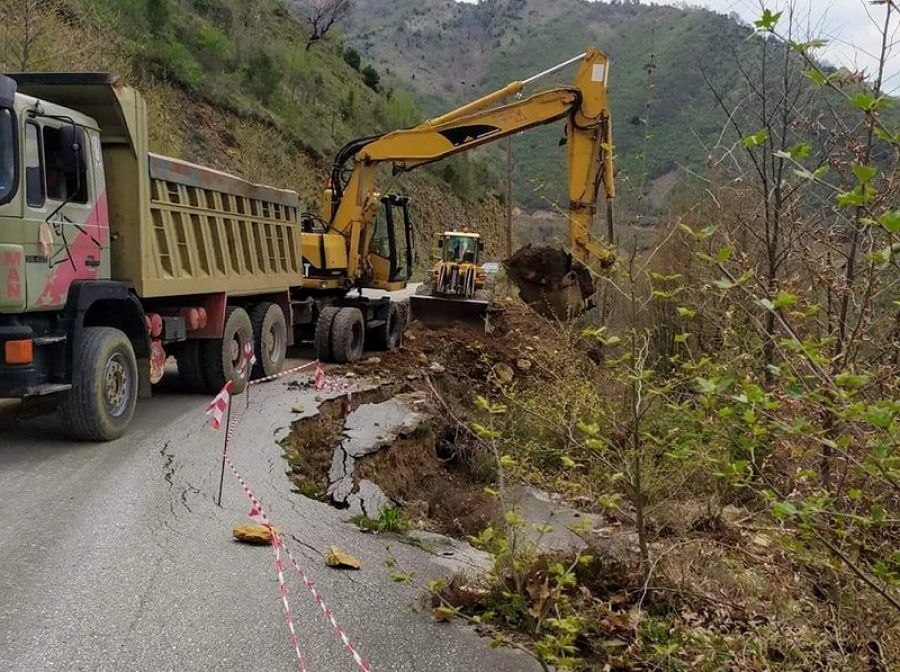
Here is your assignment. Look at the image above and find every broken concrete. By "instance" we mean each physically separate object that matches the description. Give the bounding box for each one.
[509,485,604,552]
[325,392,429,516]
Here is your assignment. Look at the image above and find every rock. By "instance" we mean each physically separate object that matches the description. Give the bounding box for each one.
[516,358,532,371]
[417,353,429,364]
[290,404,305,414]
[326,546,361,570]
[315,395,324,402]
[493,362,515,384]
[406,374,419,381]
[345,372,357,379]
[405,332,416,341]
[429,362,446,374]
[233,524,281,545]
[365,357,382,365]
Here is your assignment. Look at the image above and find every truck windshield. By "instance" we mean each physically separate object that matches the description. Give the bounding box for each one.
[0,109,14,204]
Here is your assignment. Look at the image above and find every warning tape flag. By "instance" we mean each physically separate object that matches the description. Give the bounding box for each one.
[205,381,232,430]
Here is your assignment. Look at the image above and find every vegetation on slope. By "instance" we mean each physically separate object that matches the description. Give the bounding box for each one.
[1,0,505,261]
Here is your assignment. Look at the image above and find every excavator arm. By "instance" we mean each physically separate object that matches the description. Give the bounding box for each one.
[310,48,615,317]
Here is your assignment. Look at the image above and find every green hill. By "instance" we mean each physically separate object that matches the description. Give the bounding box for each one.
[344,0,756,210]
[0,0,506,262]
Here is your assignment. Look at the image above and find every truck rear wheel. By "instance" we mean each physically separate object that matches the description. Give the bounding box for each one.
[201,306,253,394]
[315,306,340,362]
[370,302,403,351]
[58,327,138,441]
[250,302,287,379]
[331,307,365,363]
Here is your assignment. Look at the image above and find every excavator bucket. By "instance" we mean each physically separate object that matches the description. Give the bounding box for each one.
[504,245,597,321]
[409,294,490,328]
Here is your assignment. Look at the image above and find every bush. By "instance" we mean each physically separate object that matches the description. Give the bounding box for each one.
[149,39,204,89]
[343,46,361,71]
[361,64,380,92]
[244,50,283,105]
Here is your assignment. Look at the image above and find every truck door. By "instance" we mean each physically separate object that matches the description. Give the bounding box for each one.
[27,121,107,310]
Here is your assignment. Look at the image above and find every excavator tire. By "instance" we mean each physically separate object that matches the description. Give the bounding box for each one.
[315,306,340,362]
[370,302,403,351]
[331,307,365,363]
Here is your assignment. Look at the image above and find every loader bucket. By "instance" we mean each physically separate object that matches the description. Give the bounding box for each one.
[409,294,490,328]
[504,245,596,321]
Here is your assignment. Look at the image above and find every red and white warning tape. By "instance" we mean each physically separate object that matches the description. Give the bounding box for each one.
[250,360,319,387]
[273,534,307,672]
[222,455,371,672]
[283,543,371,672]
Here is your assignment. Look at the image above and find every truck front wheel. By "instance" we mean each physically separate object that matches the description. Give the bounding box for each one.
[58,327,138,441]
[201,306,253,394]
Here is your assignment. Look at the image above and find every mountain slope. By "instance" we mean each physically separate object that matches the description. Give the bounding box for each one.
[0,0,505,261]
[345,0,754,210]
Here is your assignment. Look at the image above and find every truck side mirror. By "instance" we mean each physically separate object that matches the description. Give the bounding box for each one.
[58,123,85,176]
[0,75,16,108]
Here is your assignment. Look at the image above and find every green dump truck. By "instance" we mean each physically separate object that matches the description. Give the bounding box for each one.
[0,73,405,440]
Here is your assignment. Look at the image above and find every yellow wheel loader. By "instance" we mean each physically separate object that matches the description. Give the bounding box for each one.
[410,230,492,326]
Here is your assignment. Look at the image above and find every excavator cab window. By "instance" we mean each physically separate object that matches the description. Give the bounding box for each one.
[375,194,414,283]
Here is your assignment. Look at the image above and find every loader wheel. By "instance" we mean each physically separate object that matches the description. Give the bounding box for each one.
[250,302,287,379]
[201,306,253,394]
[315,306,341,362]
[58,327,138,441]
[370,302,403,351]
[331,307,365,363]
[176,340,208,392]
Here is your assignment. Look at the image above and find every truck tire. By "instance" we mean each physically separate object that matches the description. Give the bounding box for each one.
[58,327,138,441]
[176,340,208,392]
[315,306,340,362]
[370,302,403,351]
[201,306,253,394]
[250,302,287,379]
[331,307,365,363]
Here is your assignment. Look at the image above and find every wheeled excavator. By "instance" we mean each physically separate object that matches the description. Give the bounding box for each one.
[301,47,616,327]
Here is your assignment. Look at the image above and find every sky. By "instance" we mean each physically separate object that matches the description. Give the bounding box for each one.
[458,0,900,92]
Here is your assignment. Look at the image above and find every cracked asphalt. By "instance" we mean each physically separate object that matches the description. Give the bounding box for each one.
[0,363,538,671]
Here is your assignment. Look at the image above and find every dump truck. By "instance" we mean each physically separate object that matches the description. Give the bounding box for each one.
[0,73,405,440]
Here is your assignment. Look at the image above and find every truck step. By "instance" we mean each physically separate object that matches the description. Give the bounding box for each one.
[23,383,72,397]
[32,335,67,346]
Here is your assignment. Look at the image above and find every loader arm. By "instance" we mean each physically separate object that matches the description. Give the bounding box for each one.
[325,47,615,289]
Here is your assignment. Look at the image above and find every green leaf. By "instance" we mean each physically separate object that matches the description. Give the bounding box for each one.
[866,403,896,429]
[741,129,768,148]
[851,92,876,111]
[848,488,862,501]
[754,8,782,30]
[773,501,798,518]
[836,186,874,207]
[505,510,525,527]
[391,572,415,583]
[773,291,799,310]
[803,69,830,87]
[835,373,871,388]
[560,455,577,469]
[714,278,735,290]
[472,423,502,440]
[852,165,878,185]
[577,421,600,436]
[880,212,900,233]
[499,455,518,468]
[790,142,811,159]
[759,298,776,311]
[674,333,689,343]
[677,307,696,319]
[716,246,734,263]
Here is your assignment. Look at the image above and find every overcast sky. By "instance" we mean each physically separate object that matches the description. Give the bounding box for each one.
[458,0,900,92]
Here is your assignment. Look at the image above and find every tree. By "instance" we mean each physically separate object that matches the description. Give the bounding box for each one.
[361,63,379,92]
[343,46,361,71]
[298,0,353,50]
[145,0,170,36]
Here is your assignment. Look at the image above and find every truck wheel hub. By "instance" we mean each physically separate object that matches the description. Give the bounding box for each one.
[104,354,129,416]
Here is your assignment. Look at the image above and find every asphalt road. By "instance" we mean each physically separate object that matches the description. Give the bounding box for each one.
[0,285,539,672]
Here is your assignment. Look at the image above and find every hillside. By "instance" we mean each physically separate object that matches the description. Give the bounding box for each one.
[344,0,756,210]
[0,0,506,262]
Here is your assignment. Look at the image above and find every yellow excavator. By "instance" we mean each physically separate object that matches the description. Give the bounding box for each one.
[299,47,615,328]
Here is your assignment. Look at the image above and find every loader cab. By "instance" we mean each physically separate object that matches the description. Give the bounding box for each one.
[439,231,483,265]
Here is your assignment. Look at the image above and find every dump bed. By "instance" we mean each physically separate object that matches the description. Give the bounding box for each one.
[12,73,303,298]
